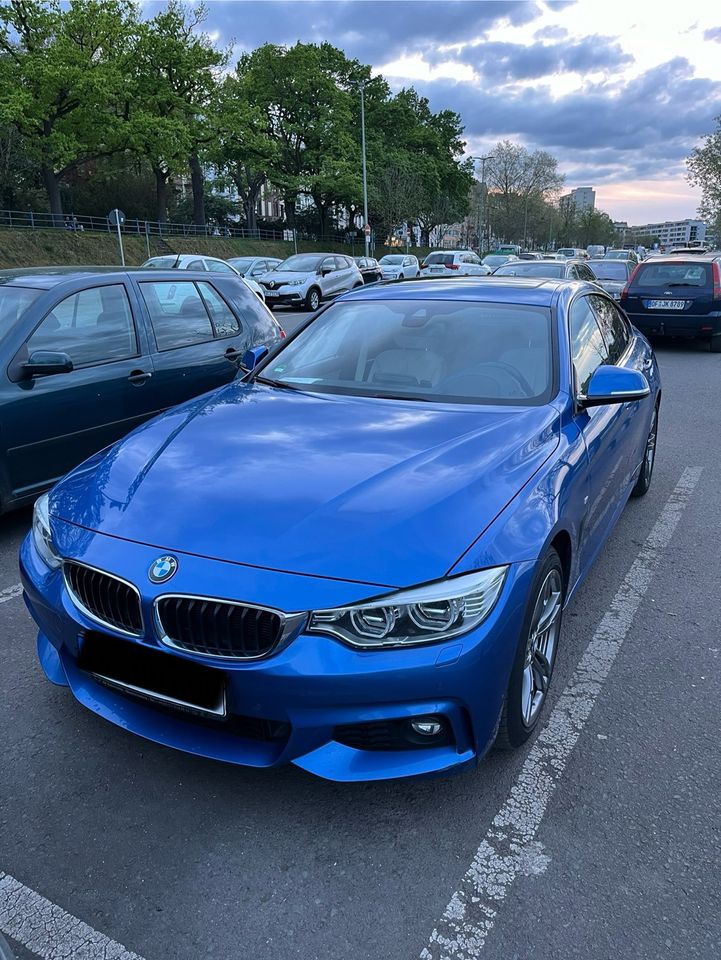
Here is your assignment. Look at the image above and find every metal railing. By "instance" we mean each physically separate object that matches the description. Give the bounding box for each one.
[0,208,360,247]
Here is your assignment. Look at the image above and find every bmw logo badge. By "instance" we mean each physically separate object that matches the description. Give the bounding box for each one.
[148,555,178,584]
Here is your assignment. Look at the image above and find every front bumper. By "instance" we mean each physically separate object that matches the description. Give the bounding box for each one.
[20,524,534,782]
[261,287,306,305]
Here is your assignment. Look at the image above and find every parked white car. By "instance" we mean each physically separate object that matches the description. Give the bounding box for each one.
[378,254,420,280]
[257,253,363,311]
[420,250,491,277]
[141,254,267,301]
[227,256,283,279]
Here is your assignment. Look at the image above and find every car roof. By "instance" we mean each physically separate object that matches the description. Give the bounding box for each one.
[338,276,575,307]
[635,253,721,264]
[0,267,238,289]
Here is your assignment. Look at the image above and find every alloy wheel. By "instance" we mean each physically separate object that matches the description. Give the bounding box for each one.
[521,568,563,727]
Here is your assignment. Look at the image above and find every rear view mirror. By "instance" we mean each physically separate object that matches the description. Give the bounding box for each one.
[242,345,269,371]
[579,365,650,408]
[23,351,74,377]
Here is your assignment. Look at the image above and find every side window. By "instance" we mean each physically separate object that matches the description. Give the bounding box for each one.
[249,260,266,277]
[320,257,336,274]
[197,282,240,338]
[570,296,609,394]
[218,278,279,347]
[207,260,235,274]
[335,256,350,270]
[590,294,631,363]
[26,284,137,367]
[568,265,580,280]
[578,264,595,281]
[139,281,214,351]
[186,259,206,271]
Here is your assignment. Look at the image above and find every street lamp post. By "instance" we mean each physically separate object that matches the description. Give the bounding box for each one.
[470,155,492,255]
[359,82,370,257]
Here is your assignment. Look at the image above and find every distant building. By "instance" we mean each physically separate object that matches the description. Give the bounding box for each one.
[621,219,706,248]
[560,186,596,212]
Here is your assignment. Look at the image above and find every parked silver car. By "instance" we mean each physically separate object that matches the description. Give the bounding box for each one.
[257,253,363,311]
[378,254,420,280]
[141,254,266,301]
[227,256,283,279]
[419,250,491,277]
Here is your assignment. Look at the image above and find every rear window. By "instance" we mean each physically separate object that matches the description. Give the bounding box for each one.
[425,253,454,265]
[588,261,627,281]
[495,263,565,278]
[143,257,177,269]
[0,285,41,336]
[632,262,711,289]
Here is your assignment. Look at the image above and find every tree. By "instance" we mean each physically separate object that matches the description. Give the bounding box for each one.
[687,116,721,243]
[126,1,227,224]
[0,0,137,221]
[485,141,564,244]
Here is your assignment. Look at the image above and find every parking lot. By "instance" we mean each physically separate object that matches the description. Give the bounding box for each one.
[1,328,719,960]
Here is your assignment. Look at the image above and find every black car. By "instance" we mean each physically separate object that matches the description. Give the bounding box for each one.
[0,267,283,513]
[353,256,382,283]
[620,254,721,352]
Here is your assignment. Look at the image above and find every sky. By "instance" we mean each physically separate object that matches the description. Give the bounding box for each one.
[155,0,721,225]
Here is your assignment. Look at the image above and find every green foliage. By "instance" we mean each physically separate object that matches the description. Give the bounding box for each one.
[687,116,721,242]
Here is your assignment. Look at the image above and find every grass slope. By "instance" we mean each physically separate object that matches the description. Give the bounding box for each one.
[0,227,432,269]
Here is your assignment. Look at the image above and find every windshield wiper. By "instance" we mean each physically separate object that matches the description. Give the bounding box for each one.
[369,392,431,403]
[665,282,698,287]
[253,375,301,390]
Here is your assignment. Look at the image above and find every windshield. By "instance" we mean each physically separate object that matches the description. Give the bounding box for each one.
[483,255,511,267]
[588,261,627,280]
[142,257,178,268]
[257,298,553,405]
[632,262,710,288]
[380,256,405,264]
[605,251,630,259]
[228,258,254,274]
[277,255,324,273]
[494,262,565,278]
[556,249,575,258]
[0,285,42,336]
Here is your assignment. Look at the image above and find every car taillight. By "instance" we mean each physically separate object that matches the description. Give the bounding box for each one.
[620,263,641,299]
[419,262,427,270]
[446,263,459,270]
[712,261,721,300]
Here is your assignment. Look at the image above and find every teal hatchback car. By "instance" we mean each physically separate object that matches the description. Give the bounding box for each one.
[0,268,282,513]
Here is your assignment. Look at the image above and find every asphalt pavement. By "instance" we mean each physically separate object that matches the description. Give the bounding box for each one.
[1,336,719,960]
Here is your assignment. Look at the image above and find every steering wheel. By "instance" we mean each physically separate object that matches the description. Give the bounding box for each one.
[441,361,535,398]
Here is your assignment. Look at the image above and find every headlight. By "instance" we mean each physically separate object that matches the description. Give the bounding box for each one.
[284,279,304,286]
[308,567,507,649]
[32,493,61,569]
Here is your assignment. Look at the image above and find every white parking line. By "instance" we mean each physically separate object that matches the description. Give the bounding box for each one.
[421,466,703,960]
[0,872,145,960]
[0,584,22,605]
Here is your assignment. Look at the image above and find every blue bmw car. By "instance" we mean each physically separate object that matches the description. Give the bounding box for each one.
[20,278,660,782]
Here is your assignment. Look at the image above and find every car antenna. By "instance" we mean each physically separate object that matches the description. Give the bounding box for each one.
[173,251,181,269]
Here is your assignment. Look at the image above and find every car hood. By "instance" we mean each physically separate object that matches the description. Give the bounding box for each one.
[259,271,309,285]
[50,383,560,588]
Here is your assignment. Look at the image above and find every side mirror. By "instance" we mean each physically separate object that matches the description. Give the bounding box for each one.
[241,345,269,371]
[22,351,74,377]
[579,365,650,408]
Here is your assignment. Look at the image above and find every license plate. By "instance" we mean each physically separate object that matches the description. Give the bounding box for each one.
[431,267,444,273]
[78,631,226,718]
[265,289,279,297]
[646,299,686,310]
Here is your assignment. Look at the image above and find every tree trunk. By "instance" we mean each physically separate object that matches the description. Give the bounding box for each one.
[41,164,64,226]
[189,153,205,227]
[283,191,297,230]
[154,167,169,225]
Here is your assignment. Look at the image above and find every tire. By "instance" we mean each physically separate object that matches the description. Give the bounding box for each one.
[631,401,659,497]
[710,334,721,353]
[305,287,321,311]
[495,549,565,749]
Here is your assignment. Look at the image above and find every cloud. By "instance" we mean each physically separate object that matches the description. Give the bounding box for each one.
[703,26,721,42]
[171,0,544,64]
[412,56,721,186]
[445,35,633,81]
[534,25,569,41]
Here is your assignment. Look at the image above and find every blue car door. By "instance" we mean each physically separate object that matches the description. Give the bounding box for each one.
[1,280,158,500]
[569,294,632,569]
[589,293,651,482]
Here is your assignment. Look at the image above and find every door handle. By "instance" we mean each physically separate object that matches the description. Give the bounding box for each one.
[224,347,242,363]
[128,370,152,385]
